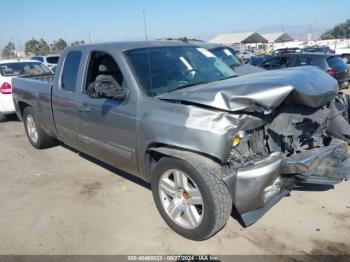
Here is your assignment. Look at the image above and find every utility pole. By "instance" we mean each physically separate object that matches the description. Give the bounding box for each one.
[143,10,149,41]
[88,32,92,44]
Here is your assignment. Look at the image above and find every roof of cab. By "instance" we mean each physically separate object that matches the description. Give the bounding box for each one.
[64,40,203,52]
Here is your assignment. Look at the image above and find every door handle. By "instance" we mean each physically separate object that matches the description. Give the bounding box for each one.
[78,104,91,113]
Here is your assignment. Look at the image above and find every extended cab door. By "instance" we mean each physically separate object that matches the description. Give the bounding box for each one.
[52,50,84,148]
[76,50,138,175]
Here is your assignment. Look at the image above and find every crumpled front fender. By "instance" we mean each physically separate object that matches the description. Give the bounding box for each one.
[222,140,350,226]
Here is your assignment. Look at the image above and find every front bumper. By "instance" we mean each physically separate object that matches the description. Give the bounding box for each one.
[223,141,350,226]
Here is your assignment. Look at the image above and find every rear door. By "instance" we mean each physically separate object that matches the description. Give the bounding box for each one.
[52,50,84,148]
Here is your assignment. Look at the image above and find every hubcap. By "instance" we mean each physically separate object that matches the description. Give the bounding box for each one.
[159,169,204,229]
[26,114,38,144]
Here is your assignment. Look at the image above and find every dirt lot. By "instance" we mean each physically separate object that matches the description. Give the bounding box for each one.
[0,118,350,257]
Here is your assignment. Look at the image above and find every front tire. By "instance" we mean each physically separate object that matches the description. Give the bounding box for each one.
[152,157,232,240]
[23,107,56,149]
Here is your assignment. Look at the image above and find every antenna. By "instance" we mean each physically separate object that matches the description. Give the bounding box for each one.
[143,10,149,41]
[88,32,92,44]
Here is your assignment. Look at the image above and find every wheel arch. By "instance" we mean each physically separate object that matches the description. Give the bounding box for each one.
[17,101,32,121]
[144,144,223,182]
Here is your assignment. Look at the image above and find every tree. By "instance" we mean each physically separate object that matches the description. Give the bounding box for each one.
[1,42,16,59]
[50,38,67,53]
[321,19,350,40]
[25,38,40,55]
[71,40,85,46]
[38,38,51,55]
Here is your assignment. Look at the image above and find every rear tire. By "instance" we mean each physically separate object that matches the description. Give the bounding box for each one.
[0,112,7,122]
[23,107,56,149]
[151,157,232,240]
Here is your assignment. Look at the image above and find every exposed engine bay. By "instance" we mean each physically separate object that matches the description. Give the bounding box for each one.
[228,92,350,168]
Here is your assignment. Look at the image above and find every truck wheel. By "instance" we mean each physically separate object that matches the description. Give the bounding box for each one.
[0,112,7,122]
[23,107,56,149]
[151,157,232,240]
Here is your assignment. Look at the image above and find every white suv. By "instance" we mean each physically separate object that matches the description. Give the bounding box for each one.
[31,55,60,69]
[0,59,52,121]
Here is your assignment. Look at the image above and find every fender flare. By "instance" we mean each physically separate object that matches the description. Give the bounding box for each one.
[147,146,224,180]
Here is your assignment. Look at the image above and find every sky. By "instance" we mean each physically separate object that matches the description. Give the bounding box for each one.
[1,0,350,50]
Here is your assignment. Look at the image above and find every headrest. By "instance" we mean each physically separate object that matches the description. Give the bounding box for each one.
[98,64,108,73]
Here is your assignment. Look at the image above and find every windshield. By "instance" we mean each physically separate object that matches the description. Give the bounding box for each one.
[125,46,237,96]
[0,62,52,77]
[210,47,242,68]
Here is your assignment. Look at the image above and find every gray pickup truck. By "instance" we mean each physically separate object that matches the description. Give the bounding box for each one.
[12,41,350,240]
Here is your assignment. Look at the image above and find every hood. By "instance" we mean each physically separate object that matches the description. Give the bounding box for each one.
[158,66,339,113]
[233,64,265,76]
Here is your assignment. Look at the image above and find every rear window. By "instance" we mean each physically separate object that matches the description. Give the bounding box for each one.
[61,51,82,92]
[292,55,328,70]
[0,62,52,77]
[327,56,348,70]
[46,56,59,64]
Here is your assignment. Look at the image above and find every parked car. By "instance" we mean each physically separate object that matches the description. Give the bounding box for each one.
[12,41,350,240]
[0,59,52,121]
[250,55,270,66]
[335,47,350,64]
[236,50,252,63]
[158,38,264,76]
[31,55,60,69]
[187,40,264,76]
[271,47,301,55]
[259,53,350,89]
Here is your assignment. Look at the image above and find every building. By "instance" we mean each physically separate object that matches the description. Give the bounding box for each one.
[261,32,295,50]
[261,32,294,43]
[209,32,267,49]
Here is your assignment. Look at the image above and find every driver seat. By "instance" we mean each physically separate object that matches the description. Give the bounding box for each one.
[95,56,123,87]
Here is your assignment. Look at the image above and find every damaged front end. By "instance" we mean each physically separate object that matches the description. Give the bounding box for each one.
[222,93,350,226]
[158,66,350,226]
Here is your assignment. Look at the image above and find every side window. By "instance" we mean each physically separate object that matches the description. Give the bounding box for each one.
[62,51,82,92]
[85,51,124,90]
[262,57,282,69]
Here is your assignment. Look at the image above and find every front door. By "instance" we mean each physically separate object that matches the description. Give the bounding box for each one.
[76,51,138,175]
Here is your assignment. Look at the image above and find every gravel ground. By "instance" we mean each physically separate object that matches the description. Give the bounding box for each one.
[0,117,349,258]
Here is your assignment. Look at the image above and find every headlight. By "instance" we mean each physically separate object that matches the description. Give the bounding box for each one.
[232,131,245,147]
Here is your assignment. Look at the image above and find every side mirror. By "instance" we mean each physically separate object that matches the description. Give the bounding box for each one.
[87,80,128,100]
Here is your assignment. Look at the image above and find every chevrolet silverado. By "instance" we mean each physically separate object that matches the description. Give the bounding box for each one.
[12,41,350,240]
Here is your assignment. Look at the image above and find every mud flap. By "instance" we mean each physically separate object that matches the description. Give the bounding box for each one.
[284,141,350,185]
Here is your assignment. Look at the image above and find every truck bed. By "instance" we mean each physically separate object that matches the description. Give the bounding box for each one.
[21,73,55,83]
[12,74,57,137]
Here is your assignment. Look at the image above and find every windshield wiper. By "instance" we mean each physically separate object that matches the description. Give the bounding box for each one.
[220,75,238,80]
[177,81,211,89]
